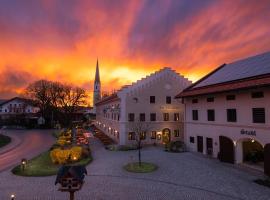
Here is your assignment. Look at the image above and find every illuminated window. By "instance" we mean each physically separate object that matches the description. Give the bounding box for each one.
[174,113,180,121]
[163,113,169,121]
[174,130,180,137]
[151,131,156,139]
[128,132,135,140]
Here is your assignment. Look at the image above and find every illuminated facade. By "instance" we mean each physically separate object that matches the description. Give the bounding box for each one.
[176,51,270,176]
[95,67,191,145]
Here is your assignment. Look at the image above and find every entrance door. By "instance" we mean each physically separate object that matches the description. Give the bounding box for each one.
[162,128,171,143]
[197,136,203,153]
[264,144,270,176]
[206,138,213,155]
[219,136,234,164]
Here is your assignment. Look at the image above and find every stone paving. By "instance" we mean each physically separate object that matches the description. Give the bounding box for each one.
[0,137,270,200]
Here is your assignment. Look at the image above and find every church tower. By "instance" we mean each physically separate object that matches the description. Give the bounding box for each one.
[93,59,101,112]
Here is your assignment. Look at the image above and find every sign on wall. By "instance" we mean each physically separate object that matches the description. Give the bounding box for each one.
[240,129,256,136]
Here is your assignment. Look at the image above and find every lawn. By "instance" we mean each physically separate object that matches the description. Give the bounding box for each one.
[124,162,158,173]
[0,134,11,148]
[12,151,92,177]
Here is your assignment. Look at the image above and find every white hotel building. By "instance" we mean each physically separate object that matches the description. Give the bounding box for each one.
[176,51,270,176]
[95,68,191,145]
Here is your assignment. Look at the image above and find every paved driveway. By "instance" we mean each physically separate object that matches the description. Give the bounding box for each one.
[0,129,55,172]
[0,137,269,200]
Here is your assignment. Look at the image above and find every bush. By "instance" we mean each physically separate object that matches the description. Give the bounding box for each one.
[166,141,186,153]
[245,150,264,163]
[70,146,82,161]
[50,146,83,164]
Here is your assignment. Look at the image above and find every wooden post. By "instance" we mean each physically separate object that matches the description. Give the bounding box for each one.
[69,191,74,200]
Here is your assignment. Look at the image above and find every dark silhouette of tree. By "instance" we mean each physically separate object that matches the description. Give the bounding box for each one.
[129,119,151,166]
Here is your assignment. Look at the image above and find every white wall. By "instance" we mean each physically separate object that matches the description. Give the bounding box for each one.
[184,87,270,163]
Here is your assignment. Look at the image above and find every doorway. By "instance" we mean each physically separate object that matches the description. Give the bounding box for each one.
[206,138,213,156]
[219,136,234,164]
[162,128,171,143]
[197,136,203,153]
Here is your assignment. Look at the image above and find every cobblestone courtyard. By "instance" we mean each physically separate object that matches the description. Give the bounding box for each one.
[0,138,270,200]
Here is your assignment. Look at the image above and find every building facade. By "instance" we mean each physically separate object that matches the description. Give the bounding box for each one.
[176,51,270,176]
[0,97,39,116]
[0,97,40,126]
[95,67,191,145]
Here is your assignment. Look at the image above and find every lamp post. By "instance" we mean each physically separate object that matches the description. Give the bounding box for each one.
[10,194,15,200]
[21,158,27,171]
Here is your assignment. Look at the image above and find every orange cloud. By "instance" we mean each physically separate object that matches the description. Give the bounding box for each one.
[0,0,269,105]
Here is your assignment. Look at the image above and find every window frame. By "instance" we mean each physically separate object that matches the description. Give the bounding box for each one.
[150,96,155,104]
[207,109,215,121]
[252,108,265,123]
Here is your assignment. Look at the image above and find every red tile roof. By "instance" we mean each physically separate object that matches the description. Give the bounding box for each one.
[176,74,270,98]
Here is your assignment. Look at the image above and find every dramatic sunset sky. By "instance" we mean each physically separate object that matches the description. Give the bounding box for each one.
[0,0,270,105]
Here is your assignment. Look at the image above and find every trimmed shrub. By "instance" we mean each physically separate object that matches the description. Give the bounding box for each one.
[167,141,186,153]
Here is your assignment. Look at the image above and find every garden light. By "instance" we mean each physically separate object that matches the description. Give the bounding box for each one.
[251,139,255,143]
[10,194,15,200]
[21,158,27,171]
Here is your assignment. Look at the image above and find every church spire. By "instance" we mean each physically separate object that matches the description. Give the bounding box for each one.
[95,59,100,83]
[93,58,101,110]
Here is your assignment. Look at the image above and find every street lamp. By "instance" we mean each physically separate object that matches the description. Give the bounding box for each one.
[10,194,15,200]
[21,158,27,171]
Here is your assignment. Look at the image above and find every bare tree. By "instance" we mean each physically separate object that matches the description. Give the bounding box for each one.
[129,120,151,166]
[25,80,88,127]
[57,85,88,126]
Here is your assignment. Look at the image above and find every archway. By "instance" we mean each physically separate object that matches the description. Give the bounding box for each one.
[162,128,171,144]
[236,138,264,170]
[219,136,234,164]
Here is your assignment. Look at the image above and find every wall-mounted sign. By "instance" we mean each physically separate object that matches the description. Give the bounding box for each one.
[240,129,256,136]
[160,106,180,110]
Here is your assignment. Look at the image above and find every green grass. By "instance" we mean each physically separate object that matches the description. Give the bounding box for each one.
[124,162,158,173]
[0,134,11,148]
[12,151,92,177]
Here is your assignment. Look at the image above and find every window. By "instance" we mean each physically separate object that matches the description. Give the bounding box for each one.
[128,132,135,140]
[251,91,264,98]
[150,113,156,121]
[117,114,120,121]
[151,131,156,139]
[166,96,171,104]
[174,113,180,121]
[190,137,195,143]
[140,113,145,121]
[128,113,135,122]
[150,96,155,103]
[192,110,198,121]
[163,113,169,121]
[157,134,161,140]
[226,95,235,100]
[207,109,215,121]
[253,108,265,123]
[227,109,237,122]
[140,132,146,140]
[192,99,198,104]
[207,97,214,102]
[174,130,180,137]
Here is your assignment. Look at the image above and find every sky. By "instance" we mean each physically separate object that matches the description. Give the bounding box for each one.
[0,0,270,105]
